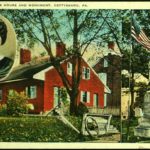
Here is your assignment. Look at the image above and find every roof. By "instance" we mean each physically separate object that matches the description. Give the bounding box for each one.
[86,44,122,67]
[0,54,111,93]
[33,56,111,94]
[0,55,66,82]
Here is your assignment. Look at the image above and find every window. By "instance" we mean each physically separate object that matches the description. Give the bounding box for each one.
[93,93,98,107]
[104,59,108,67]
[81,91,90,103]
[98,73,107,85]
[67,62,72,76]
[0,90,2,101]
[82,67,90,79]
[26,86,37,99]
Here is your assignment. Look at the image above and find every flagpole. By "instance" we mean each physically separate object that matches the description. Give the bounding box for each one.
[148,61,150,82]
[126,9,134,142]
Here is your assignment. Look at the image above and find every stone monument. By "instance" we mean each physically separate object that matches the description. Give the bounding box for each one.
[134,90,150,138]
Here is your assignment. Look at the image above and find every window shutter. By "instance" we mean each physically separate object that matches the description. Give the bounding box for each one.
[25,87,28,97]
[87,92,90,103]
[104,94,107,107]
[54,87,59,107]
[67,62,72,76]
[81,91,83,102]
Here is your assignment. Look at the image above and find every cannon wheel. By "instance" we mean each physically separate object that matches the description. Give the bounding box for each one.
[85,116,100,138]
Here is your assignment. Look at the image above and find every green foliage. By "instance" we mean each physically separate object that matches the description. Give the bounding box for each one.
[60,87,68,104]
[7,90,29,116]
[0,104,7,116]
[134,82,148,109]
[122,118,139,142]
[0,116,84,142]
[76,102,89,117]
[110,116,121,132]
[59,87,70,115]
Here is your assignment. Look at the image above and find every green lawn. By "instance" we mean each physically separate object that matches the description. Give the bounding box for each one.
[0,115,121,142]
[0,116,84,142]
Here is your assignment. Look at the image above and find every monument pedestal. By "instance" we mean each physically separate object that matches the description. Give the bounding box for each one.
[134,91,150,138]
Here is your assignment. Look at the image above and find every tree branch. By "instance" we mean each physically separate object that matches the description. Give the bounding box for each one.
[81,12,110,56]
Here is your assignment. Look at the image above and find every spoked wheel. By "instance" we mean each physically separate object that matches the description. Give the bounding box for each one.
[85,116,100,138]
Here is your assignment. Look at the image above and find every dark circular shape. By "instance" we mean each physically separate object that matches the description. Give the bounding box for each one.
[85,116,100,137]
[0,19,7,45]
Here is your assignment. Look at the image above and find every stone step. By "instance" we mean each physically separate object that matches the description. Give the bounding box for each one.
[107,130,119,134]
[143,114,150,118]
[140,118,150,122]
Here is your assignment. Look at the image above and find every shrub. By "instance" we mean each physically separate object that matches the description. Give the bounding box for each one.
[7,90,29,116]
[76,102,89,116]
[0,104,7,116]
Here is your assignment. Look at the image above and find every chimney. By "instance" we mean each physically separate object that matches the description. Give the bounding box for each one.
[20,48,31,64]
[56,42,66,57]
[108,41,115,50]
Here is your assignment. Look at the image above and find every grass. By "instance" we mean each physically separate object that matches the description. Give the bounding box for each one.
[0,116,84,142]
[0,115,121,142]
[121,117,150,143]
[122,117,139,142]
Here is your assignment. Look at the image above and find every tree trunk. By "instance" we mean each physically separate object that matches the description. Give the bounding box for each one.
[70,89,79,115]
[69,10,80,115]
[130,71,135,117]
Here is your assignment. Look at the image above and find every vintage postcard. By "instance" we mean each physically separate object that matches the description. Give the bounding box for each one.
[0,1,149,149]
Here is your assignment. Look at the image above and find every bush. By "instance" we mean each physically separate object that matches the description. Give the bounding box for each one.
[7,90,29,116]
[76,102,89,116]
[0,104,7,116]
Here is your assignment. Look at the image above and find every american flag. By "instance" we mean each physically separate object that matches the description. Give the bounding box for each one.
[131,17,150,50]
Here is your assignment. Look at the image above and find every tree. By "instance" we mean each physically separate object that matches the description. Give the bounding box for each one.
[1,9,115,115]
[121,10,150,141]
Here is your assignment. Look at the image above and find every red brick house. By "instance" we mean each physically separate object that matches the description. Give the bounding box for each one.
[0,43,110,114]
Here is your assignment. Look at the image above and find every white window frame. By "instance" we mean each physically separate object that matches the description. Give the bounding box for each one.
[104,59,108,67]
[26,86,37,99]
[67,62,72,76]
[82,67,90,80]
[81,91,90,103]
[0,89,2,101]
